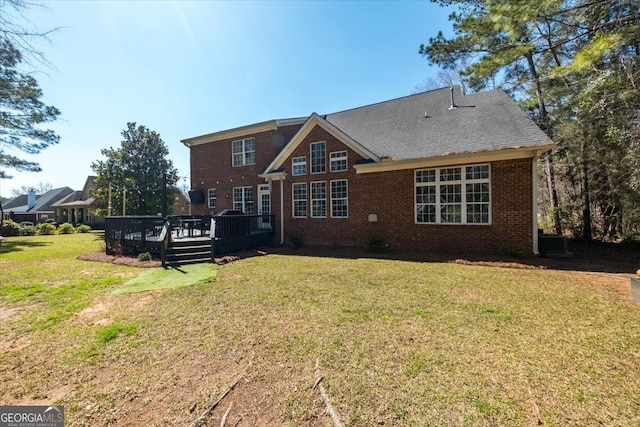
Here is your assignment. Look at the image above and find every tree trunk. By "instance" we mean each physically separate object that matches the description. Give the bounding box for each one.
[525,50,562,234]
[581,139,592,240]
[546,152,563,235]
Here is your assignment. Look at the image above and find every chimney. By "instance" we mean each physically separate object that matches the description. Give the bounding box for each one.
[27,189,36,211]
[449,87,457,110]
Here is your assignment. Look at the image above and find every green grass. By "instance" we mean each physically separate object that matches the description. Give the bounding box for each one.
[112,263,217,294]
[1,234,640,426]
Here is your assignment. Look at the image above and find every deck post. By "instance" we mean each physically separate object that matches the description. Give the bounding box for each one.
[210,218,216,262]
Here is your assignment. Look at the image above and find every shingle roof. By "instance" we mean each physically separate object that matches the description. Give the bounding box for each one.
[3,194,28,210]
[324,86,551,161]
[6,187,74,214]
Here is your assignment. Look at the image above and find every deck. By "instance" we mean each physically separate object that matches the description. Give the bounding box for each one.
[104,214,275,265]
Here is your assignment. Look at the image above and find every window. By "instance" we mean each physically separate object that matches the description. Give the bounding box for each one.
[232,138,255,167]
[292,156,307,176]
[233,186,254,214]
[311,181,327,218]
[292,183,307,218]
[330,151,348,172]
[311,142,326,174]
[207,188,216,209]
[415,164,490,224]
[330,179,348,218]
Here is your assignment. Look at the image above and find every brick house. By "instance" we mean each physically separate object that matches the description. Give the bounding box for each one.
[182,87,554,255]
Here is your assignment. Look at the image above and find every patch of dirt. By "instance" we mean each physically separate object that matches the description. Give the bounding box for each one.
[76,292,161,327]
[77,301,115,326]
[0,335,30,353]
[4,384,74,407]
[0,305,24,322]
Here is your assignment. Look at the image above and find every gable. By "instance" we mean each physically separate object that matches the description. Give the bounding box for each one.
[263,113,378,174]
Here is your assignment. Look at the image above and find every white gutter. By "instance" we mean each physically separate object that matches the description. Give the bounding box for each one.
[532,151,543,256]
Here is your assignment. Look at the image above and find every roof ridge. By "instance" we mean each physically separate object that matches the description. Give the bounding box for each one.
[326,86,463,117]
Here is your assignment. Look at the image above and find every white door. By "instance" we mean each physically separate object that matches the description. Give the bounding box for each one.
[258,184,271,230]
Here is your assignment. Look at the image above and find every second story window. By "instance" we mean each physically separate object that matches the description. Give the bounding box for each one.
[292,156,307,176]
[311,141,326,174]
[232,138,255,167]
[330,150,348,172]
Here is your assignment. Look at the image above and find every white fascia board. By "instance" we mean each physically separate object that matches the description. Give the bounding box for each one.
[258,171,287,181]
[263,113,379,174]
[354,142,556,174]
[182,117,308,147]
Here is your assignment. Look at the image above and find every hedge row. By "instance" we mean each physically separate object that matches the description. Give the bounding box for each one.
[1,220,92,236]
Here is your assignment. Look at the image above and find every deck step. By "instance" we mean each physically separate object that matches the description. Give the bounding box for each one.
[165,240,212,266]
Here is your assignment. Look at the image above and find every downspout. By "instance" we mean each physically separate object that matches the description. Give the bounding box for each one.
[280,179,285,244]
[532,151,541,256]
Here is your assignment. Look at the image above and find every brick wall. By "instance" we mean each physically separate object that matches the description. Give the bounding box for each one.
[276,126,534,253]
[189,124,302,215]
[189,123,534,254]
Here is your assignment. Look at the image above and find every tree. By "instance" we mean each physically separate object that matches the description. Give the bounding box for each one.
[91,123,180,217]
[412,67,470,95]
[0,0,58,65]
[420,0,639,240]
[9,181,52,197]
[1,0,61,232]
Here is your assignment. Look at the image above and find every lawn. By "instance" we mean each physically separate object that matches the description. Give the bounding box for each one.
[1,234,639,426]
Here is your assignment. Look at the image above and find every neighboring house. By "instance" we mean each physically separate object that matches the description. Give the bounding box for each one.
[51,176,104,226]
[3,187,74,223]
[182,87,555,255]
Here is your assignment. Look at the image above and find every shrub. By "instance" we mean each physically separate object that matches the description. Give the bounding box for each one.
[499,243,524,258]
[76,224,92,233]
[21,225,37,236]
[1,220,21,236]
[19,221,34,228]
[288,232,304,249]
[37,223,57,235]
[137,252,152,262]
[622,232,640,249]
[364,232,388,252]
[57,222,76,234]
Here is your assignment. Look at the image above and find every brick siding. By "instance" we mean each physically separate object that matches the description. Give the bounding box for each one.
[189,123,534,254]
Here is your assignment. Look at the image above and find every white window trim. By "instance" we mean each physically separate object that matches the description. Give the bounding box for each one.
[292,156,307,176]
[415,164,491,225]
[233,186,254,215]
[311,181,327,218]
[330,179,348,218]
[330,150,348,172]
[310,141,326,174]
[207,188,217,209]
[232,138,256,167]
[292,182,307,218]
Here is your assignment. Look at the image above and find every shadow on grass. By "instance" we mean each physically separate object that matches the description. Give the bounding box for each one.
[259,240,639,275]
[0,239,53,254]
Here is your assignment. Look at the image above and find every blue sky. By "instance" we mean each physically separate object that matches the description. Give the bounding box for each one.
[1,0,454,198]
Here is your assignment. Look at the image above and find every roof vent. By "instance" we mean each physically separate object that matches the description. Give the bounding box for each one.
[448,87,457,110]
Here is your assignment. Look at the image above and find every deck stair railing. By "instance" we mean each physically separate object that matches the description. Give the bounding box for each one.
[105,214,275,265]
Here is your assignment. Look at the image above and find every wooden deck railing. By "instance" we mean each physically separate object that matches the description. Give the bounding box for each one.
[104,214,275,259]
